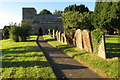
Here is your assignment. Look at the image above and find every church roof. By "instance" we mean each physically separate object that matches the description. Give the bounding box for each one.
[33,20,62,23]
[34,14,62,17]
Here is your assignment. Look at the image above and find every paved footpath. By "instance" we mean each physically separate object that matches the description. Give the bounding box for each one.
[37,36,107,79]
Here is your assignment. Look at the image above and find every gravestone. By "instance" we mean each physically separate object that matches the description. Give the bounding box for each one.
[52,30,55,39]
[56,30,59,41]
[61,33,64,43]
[98,35,106,59]
[58,31,61,42]
[82,29,92,52]
[74,29,83,49]
[63,33,67,44]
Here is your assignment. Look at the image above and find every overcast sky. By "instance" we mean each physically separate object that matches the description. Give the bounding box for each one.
[0,1,95,29]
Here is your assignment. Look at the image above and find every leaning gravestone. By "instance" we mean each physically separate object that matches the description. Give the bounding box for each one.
[98,35,106,59]
[82,29,92,52]
[74,29,83,49]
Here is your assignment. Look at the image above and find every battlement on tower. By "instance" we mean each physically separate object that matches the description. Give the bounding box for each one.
[22,8,37,24]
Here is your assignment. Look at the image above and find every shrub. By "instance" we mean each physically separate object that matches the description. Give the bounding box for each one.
[2,26,10,39]
[19,23,31,41]
[65,28,76,46]
[9,22,31,42]
[91,29,104,54]
[9,25,19,42]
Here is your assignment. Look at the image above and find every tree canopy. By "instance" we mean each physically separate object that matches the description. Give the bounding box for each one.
[61,11,94,31]
[53,10,63,14]
[39,9,52,14]
[64,4,89,13]
[92,2,120,34]
[62,4,93,31]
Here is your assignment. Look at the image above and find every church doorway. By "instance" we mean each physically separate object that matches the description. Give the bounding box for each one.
[39,28,43,36]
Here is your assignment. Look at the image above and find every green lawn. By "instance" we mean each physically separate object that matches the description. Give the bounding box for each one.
[43,35,119,78]
[105,35,120,58]
[0,36,56,79]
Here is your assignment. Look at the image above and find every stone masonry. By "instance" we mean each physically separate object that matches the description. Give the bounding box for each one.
[22,8,63,35]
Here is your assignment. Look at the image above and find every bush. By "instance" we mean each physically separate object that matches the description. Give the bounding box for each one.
[19,23,31,41]
[9,26,19,42]
[65,28,76,46]
[9,22,31,42]
[2,26,10,39]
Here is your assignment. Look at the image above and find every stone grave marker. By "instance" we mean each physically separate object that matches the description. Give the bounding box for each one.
[56,30,59,41]
[74,29,83,49]
[52,29,55,39]
[58,31,61,42]
[82,29,92,52]
[98,35,106,59]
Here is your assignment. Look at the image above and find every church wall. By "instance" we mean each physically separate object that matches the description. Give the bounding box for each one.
[22,8,63,35]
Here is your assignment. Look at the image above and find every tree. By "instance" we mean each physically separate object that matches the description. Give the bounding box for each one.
[64,4,89,13]
[92,1,120,34]
[62,11,94,31]
[39,9,52,14]
[19,21,31,41]
[53,10,63,14]
[61,11,94,45]
[109,2,120,34]
[61,4,92,46]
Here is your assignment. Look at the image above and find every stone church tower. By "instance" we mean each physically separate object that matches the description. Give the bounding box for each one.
[22,8,63,35]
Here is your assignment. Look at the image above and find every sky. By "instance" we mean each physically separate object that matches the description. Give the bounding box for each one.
[0,1,95,29]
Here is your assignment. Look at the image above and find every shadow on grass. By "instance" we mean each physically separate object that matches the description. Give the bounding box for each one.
[26,40,36,42]
[2,61,49,68]
[56,45,87,57]
[105,35,119,38]
[45,39,56,42]
[2,46,41,55]
[56,45,73,50]
[106,43,120,58]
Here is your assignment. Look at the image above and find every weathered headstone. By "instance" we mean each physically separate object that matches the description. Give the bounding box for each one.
[74,29,83,49]
[63,33,67,44]
[82,29,92,52]
[98,35,106,59]
[56,30,59,41]
[60,33,64,43]
[73,38,76,46]
[52,29,55,39]
[58,31,61,42]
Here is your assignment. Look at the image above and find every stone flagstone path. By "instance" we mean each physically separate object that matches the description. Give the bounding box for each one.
[36,36,107,79]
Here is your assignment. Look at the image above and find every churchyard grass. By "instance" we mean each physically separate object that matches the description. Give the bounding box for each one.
[43,35,119,78]
[105,35,120,58]
[0,36,56,78]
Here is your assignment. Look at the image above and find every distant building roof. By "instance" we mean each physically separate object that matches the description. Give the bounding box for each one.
[34,14,62,17]
[33,20,62,23]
